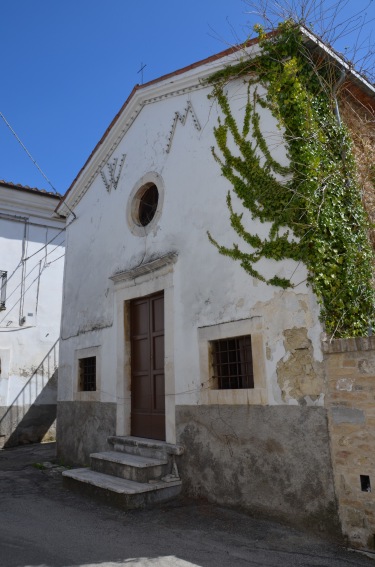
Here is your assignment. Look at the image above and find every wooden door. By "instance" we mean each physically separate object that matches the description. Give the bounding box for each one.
[130,292,165,440]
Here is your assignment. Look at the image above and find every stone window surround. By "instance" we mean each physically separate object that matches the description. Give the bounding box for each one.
[73,345,101,402]
[198,317,268,405]
[126,172,165,237]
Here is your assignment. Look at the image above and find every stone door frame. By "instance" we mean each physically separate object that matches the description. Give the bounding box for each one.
[110,253,177,443]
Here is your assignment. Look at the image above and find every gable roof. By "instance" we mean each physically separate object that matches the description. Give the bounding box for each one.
[56,26,375,217]
[56,37,262,216]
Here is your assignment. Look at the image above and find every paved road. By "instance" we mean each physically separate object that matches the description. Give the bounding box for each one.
[0,443,374,567]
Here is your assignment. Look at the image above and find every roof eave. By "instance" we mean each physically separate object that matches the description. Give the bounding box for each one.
[56,25,375,216]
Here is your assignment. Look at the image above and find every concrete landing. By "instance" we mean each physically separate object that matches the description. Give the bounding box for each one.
[63,466,182,509]
[63,468,181,493]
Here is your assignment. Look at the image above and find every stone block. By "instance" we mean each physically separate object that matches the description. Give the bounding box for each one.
[331,407,365,425]
[343,360,357,367]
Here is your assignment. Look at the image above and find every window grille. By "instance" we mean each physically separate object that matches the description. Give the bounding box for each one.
[0,271,7,311]
[79,356,96,391]
[211,335,254,389]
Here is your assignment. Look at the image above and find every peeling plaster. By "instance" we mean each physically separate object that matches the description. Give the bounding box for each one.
[247,290,324,406]
[18,366,36,378]
[277,327,324,404]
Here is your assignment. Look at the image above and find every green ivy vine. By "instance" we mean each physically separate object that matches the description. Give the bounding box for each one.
[207,22,375,338]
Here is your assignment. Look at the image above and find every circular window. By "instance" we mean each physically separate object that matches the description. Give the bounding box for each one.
[138,184,159,226]
[127,173,164,236]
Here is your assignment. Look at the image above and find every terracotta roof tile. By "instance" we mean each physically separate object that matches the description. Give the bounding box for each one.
[0,179,61,199]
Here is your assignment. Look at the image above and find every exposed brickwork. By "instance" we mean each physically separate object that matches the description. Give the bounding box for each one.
[324,337,375,549]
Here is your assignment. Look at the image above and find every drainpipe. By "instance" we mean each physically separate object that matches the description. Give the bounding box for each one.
[332,67,351,179]
[18,220,28,326]
[332,67,350,195]
[332,67,347,128]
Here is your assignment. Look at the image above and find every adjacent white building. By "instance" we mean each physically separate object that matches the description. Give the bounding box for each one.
[0,180,65,446]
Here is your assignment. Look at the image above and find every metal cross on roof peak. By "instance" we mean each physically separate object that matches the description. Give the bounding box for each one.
[137,62,147,85]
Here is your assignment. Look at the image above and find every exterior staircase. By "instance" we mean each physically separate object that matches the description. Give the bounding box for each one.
[62,436,184,509]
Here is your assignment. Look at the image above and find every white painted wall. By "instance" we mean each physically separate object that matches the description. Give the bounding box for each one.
[0,185,65,408]
[58,47,324,441]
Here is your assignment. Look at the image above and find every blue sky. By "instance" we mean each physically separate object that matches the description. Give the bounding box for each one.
[1,0,374,195]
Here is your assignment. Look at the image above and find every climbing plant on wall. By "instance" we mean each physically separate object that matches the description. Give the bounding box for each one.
[208,22,375,338]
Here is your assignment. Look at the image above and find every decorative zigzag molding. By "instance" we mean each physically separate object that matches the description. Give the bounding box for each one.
[100,153,126,193]
[165,100,201,154]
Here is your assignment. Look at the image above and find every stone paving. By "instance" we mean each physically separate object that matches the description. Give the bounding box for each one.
[0,442,374,567]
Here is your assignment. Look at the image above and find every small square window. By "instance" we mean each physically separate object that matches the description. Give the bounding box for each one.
[79,356,96,391]
[0,271,7,311]
[211,335,254,389]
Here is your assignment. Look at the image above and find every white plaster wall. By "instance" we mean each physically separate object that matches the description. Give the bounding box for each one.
[0,193,65,407]
[59,74,324,416]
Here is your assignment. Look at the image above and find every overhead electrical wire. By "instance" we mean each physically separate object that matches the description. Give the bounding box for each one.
[0,111,77,219]
[0,269,49,329]
[0,113,77,331]
[0,252,66,330]
[0,213,69,328]
[2,225,66,290]
[46,252,65,266]
[1,244,64,312]
[0,111,58,194]
[23,225,66,262]
[0,240,65,327]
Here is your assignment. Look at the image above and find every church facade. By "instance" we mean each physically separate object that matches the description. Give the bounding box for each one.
[56,38,344,534]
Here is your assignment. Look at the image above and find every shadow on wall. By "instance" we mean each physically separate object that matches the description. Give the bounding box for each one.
[0,341,58,448]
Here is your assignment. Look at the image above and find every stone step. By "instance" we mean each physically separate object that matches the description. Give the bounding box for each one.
[107,436,184,461]
[90,451,169,483]
[62,468,182,509]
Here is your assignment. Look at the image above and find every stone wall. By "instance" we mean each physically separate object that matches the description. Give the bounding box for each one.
[57,401,116,466]
[324,336,375,549]
[176,404,340,537]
